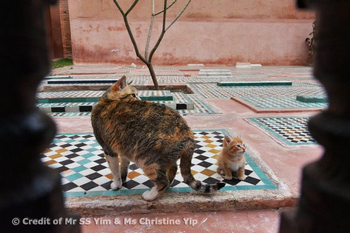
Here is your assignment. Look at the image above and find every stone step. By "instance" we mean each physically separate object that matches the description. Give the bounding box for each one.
[217,81,293,87]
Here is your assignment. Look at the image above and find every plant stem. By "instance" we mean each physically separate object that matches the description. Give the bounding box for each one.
[113,0,147,65]
[145,0,155,60]
[146,63,159,90]
[154,0,177,16]
[148,0,168,63]
[166,0,192,32]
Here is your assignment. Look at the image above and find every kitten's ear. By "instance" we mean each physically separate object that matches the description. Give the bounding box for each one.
[111,76,127,92]
[223,135,231,147]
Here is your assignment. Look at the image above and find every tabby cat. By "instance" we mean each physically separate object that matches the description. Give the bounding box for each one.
[91,76,225,201]
[217,136,246,181]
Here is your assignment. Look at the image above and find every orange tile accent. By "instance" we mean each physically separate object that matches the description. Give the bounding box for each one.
[49,154,62,159]
[105,173,113,180]
[211,154,219,160]
[191,170,198,176]
[201,135,210,139]
[204,139,213,143]
[45,160,57,165]
[56,148,68,153]
[209,149,220,154]
[206,144,216,148]
[44,149,52,153]
[128,171,141,179]
[201,169,216,177]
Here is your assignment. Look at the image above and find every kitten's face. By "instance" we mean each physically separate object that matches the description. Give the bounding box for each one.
[223,136,246,157]
[103,76,140,101]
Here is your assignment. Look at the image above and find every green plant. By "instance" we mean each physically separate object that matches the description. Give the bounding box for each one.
[51,58,73,69]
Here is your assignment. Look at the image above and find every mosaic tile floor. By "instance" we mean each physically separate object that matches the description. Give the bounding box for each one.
[246,117,316,145]
[41,130,276,197]
[189,83,327,110]
[38,91,104,99]
[190,84,324,99]
[239,96,326,110]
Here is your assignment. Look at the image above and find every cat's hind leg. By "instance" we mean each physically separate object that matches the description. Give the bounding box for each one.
[142,164,169,201]
[167,163,178,186]
[120,157,130,183]
[105,154,122,190]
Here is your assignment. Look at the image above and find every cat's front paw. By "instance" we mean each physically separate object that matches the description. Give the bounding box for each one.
[111,180,122,190]
[224,175,233,180]
[238,175,246,181]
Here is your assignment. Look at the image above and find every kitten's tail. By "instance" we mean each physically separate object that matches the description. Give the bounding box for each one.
[180,141,226,193]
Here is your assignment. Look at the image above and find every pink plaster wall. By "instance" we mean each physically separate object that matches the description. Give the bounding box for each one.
[68,0,315,65]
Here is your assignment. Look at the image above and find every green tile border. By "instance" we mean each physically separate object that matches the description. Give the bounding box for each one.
[57,130,276,197]
[296,95,327,103]
[246,117,316,146]
[140,96,173,101]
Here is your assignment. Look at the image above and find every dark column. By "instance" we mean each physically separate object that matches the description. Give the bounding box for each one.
[280,0,350,232]
[0,1,79,233]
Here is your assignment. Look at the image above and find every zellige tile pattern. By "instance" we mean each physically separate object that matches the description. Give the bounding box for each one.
[41,130,276,197]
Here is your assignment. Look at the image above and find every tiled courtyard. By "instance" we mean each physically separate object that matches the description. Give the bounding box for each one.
[41,64,324,231]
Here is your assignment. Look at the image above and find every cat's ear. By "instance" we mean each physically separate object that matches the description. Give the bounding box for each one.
[111,76,127,92]
[223,135,231,147]
[119,76,127,89]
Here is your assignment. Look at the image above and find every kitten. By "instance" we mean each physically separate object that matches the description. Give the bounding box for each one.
[217,136,246,181]
[91,76,225,201]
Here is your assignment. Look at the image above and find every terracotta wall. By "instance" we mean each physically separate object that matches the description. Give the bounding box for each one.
[68,0,314,65]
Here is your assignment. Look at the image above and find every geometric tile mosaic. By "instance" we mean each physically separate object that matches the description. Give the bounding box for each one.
[189,83,327,110]
[41,130,276,197]
[239,96,326,110]
[247,117,317,145]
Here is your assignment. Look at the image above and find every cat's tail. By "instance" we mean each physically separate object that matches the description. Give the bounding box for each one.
[180,141,226,193]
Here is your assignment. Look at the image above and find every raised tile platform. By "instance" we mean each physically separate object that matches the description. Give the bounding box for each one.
[246,117,316,145]
[41,130,276,198]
